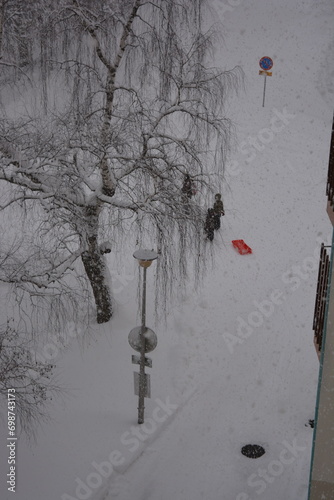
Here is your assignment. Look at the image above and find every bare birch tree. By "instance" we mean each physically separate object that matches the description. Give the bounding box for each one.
[0,320,59,439]
[0,0,242,324]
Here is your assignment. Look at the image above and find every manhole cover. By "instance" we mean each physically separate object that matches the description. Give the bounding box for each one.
[241,444,265,459]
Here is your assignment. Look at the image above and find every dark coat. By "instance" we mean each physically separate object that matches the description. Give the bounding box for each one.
[213,194,224,216]
[204,209,215,241]
[182,175,195,199]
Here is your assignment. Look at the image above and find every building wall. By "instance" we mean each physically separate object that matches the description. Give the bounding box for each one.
[309,228,334,500]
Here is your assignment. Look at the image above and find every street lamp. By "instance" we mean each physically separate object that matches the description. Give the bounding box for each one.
[131,249,158,424]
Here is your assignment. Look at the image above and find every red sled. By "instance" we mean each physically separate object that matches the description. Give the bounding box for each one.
[232,239,252,255]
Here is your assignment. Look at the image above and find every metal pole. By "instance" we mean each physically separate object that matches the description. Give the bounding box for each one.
[138,266,147,424]
[262,74,267,107]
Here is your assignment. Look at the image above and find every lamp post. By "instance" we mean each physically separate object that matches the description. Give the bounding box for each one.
[132,249,158,424]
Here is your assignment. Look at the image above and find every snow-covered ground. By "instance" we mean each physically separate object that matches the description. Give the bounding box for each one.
[1,0,334,499]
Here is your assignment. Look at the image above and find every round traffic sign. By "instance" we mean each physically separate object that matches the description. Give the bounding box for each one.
[128,326,158,353]
[259,57,273,71]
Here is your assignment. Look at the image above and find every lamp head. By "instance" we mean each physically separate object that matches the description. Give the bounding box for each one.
[133,249,159,268]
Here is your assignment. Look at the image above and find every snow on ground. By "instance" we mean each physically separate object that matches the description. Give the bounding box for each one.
[1,0,334,499]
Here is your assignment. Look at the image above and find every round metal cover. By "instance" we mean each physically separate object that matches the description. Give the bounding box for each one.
[128,326,157,353]
[241,444,266,459]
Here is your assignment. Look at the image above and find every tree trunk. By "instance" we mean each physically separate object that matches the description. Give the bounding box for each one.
[0,0,5,58]
[81,205,112,324]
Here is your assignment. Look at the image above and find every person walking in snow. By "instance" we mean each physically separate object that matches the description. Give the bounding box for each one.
[204,208,215,241]
[182,174,195,199]
[213,193,224,230]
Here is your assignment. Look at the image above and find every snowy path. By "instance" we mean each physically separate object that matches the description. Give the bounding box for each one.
[102,377,312,500]
[95,0,334,499]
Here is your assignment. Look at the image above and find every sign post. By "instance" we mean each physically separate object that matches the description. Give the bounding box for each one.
[131,250,158,424]
[259,57,273,107]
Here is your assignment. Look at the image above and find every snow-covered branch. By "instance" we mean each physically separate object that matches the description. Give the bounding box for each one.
[0,0,243,324]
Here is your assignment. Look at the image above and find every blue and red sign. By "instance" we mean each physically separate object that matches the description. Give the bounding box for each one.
[259,57,273,71]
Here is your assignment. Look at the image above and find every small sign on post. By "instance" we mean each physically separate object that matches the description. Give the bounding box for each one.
[134,372,151,398]
[132,354,152,368]
[259,57,273,107]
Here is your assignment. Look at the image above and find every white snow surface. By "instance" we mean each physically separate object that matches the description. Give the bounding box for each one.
[1,0,334,499]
